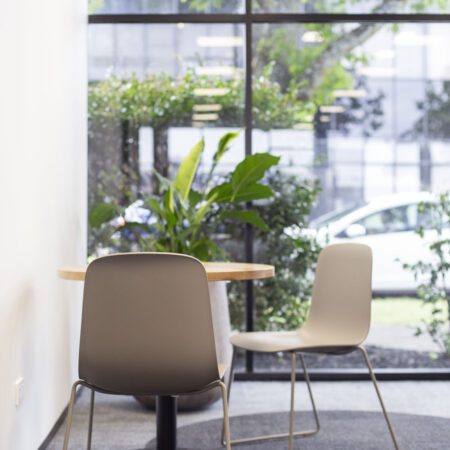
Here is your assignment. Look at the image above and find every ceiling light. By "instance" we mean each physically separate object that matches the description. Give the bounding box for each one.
[394,32,442,47]
[358,67,397,78]
[195,66,238,76]
[320,116,331,123]
[293,123,313,130]
[177,22,185,29]
[374,49,395,60]
[333,89,367,98]
[193,104,222,112]
[197,36,243,47]
[194,88,230,97]
[319,105,345,113]
[192,113,219,121]
[302,31,323,43]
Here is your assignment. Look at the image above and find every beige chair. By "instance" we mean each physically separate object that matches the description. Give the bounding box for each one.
[228,243,399,450]
[62,252,231,450]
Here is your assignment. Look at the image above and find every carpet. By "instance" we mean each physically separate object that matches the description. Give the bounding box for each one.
[145,410,449,450]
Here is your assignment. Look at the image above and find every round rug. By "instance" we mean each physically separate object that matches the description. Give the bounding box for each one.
[146,410,450,449]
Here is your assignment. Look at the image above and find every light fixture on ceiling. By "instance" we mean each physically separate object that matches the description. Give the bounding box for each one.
[193,104,222,112]
[320,116,331,123]
[319,105,345,113]
[394,32,442,47]
[302,31,324,43]
[333,89,367,98]
[358,66,397,78]
[293,123,313,130]
[193,88,230,96]
[197,36,243,47]
[374,49,395,60]
[192,113,219,121]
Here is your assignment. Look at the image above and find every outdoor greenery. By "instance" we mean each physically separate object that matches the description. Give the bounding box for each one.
[89,132,280,260]
[227,172,321,331]
[404,192,450,354]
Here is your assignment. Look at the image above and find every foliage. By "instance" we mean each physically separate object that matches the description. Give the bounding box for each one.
[403,191,450,354]
[89,132,280,260]
[88,71,310,130]
[227,172,321,331]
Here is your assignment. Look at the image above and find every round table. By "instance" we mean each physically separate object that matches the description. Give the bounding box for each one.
[59,261,274,450]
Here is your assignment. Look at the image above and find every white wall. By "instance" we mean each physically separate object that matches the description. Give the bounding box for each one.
[0,1,87,449]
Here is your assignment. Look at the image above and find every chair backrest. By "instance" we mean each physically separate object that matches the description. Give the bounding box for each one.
[301,243,373,348]
[78,253,219,396]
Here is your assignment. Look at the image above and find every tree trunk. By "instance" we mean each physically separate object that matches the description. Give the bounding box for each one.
[152,126,169,193]
[121,120,140,204]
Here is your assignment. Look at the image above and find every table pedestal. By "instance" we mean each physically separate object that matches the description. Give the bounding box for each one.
[156,396,177,450]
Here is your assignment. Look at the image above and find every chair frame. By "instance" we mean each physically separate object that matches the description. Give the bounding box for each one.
[224,345,400,450]
[63,379,231,450]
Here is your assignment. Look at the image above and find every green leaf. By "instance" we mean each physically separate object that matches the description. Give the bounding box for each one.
[220,209,269,231]
[231,153,280,200]
[173,139,204,201]
[164,184,174,213]
[231,183,274,203]
[207,183,233,202]
[208,182,274,203]
[89,203,118,228]
[189,189,203,207]
[193,193,218,225]
[213,131,239,165]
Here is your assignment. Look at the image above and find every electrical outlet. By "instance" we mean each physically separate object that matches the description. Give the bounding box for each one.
[14,378,24,407]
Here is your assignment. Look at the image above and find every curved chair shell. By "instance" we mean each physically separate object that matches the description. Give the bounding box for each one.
[79,253,220,396]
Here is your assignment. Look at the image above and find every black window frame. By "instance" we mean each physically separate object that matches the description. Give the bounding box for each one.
[88,1,450,381]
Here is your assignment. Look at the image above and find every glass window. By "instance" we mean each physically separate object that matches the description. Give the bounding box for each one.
[89,0,244,14]
[253,0,450,13]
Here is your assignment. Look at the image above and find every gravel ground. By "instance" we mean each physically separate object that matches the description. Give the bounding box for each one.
[234,345,450,370]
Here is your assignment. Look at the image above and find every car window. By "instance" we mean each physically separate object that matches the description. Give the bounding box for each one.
[355,204,418,235]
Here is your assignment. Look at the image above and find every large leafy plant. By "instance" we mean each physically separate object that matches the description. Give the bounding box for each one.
[89,132,280,260]
[403,191,450,354]
[227,172,321,331]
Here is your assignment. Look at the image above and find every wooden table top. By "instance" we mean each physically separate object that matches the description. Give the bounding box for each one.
[58,261,274,282]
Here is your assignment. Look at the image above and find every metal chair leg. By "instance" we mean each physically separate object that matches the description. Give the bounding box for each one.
[288,351,296,450]
[226,351,320,446]
[87,389,95,450]
[219,381,231,450]
[221,348,236,446]
[358,346,400,450]
[63,380,83,450]
[299,353,320,434]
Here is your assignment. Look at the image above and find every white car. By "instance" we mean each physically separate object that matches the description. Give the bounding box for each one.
[304,192,448,295]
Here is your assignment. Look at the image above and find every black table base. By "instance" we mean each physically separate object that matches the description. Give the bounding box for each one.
[156,395,177,450]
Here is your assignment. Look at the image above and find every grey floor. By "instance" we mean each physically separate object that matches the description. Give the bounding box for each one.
[47,380,450,449]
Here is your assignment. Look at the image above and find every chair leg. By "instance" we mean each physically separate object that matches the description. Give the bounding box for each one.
[358,346,400,450]
[87,389,95,450]
[299,353,320,434]
[219,381,231,450]
[221,347,236,446]
[63,380,83,450]
[226,351,319,446]
[288,352,296,450]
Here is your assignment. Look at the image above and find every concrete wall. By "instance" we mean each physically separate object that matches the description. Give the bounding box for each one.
[0,1,87,448]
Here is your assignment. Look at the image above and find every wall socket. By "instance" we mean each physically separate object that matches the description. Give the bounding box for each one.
[14,377,24,407]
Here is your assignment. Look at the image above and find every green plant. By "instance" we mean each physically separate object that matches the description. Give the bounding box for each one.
[89,132,280,260]
[403,191,450,354]
[227,172,321,331]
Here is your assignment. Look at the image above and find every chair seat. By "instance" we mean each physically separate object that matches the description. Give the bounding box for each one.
[230,330,355,354]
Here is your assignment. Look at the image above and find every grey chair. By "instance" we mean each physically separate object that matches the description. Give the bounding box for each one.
[227,243,399,450]
[63,252,231,450]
